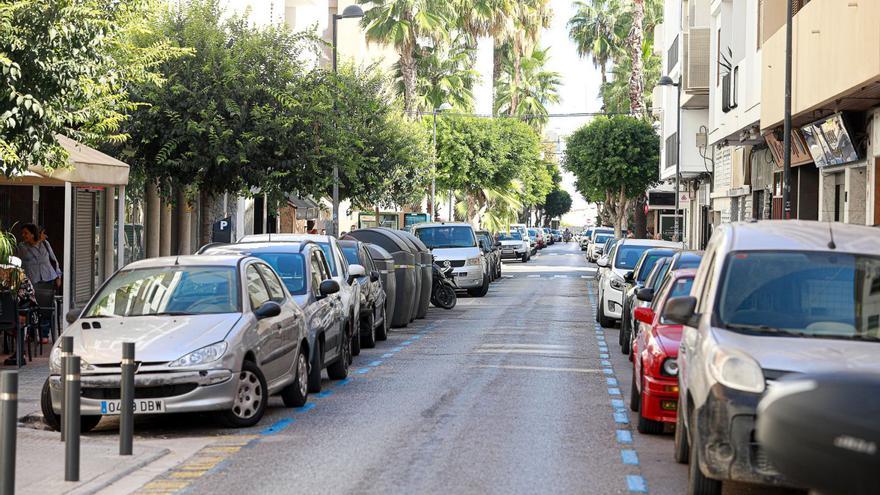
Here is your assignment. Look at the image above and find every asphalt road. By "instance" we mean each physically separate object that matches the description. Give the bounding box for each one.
[102,241,800,495]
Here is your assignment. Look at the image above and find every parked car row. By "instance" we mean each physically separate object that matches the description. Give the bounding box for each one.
[41,226,488,433]
[593,220,880,495]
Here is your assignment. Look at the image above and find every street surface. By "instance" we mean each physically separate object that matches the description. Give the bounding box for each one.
[87,242,798,495]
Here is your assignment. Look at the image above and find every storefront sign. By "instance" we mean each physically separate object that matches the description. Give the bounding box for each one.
[212,216,232,243]
[763,129,812,168]
[800,113,860,168]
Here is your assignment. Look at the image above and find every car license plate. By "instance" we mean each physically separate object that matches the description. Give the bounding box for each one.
[100,399,166,415]
[457,272,468,277]
[503,249,513,253]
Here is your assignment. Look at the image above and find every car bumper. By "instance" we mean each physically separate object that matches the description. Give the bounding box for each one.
[603,287,623,319]
[452,265,483,289]
[48,369,237,416]
[641,374,679,423]
[500,248,526,259]
[693,384,794,487]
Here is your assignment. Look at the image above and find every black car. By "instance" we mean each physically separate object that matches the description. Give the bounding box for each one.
[202,241,349,393]
[618,248,677,355]
[339,240,388,353]
[475,230,501,280]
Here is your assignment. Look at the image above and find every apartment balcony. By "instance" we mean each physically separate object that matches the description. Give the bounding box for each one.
[761,0,880,130]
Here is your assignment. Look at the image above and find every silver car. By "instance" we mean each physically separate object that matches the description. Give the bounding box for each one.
[42,255,311,431]
[664,221,880,494]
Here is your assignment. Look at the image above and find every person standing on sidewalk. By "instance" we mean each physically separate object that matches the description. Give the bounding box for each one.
[16,223,61,344]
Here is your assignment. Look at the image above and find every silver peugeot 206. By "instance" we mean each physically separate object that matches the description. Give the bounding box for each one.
[41,254,313,432]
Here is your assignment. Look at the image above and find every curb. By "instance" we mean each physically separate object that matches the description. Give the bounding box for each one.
[66,447,171,495]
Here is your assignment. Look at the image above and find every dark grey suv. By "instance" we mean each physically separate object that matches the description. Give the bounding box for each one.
[339,239,388,353]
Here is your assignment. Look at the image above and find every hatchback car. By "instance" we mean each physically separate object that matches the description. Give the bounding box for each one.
[339,239,388,350]
[619,247,679,355]
[588,231,616,262]
[202,241,351,393]
[664,221,880,494]
[43,255,311,431]
[630,269,696,434]
[528,228,545,250]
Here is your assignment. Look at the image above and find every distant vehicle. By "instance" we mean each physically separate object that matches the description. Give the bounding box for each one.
[43,255,311,431]
[339,240,389,351]
[542,228,554,245]
[665,221,880,494]
[528,228,545,249]
[587,231,616,262]
[510,223,535,255]
[630,269,696,434]
[498,230,530,263]
[475,230,502,280]
[413,222,490,297]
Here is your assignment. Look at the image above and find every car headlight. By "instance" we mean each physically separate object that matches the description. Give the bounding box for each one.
[708,348,764,393]
[465,256,482,266]
[50,345,94,373]
[661,358,679,377]
[609,275,625,291]
[169,342,228,368]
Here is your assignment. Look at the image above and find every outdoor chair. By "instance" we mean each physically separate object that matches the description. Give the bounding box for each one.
[0,290,24,367]
[34,285,57,353]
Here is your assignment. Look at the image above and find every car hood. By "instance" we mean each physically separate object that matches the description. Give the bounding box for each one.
[711,327,880,373]
[431,247,480,260]
[653,325,682,356]
[70,313,241,364]
[499,240,523,247]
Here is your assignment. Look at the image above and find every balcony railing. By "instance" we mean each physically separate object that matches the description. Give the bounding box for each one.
[667,35,679,73]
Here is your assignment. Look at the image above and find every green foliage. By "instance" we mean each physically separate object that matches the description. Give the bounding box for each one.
[542,189,573,219]
[494,47,561,130]
[0,0,181,176]
[601,38,661,114]
[567,0,628,83]
[399,33,479,113]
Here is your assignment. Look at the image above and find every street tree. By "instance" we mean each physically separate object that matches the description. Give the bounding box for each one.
[542,189,572,225]
[0,0,180,176]
[400,33,479,113]
[564,116,658,237]
[494,47,561,131]
[567,0,627,86]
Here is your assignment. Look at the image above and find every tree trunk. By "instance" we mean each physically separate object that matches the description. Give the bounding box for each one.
[626,0,645,118]
[509,39,523,115]
[400,18,418,117]
[199,189,214,246]
[632,196,648,238]
[492,40,504,114]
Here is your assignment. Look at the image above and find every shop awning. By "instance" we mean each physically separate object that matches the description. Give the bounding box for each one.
[0,135,130,187]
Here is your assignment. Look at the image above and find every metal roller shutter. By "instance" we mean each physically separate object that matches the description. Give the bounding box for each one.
[73,189,96,307]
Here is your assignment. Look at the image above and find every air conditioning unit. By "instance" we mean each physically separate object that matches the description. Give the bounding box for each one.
[684,27,710,93]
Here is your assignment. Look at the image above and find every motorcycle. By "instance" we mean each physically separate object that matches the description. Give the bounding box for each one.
[431,260,457,309]
[563,231,572,242]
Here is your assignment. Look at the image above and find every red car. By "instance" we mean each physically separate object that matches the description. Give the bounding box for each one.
[629,269,696,434]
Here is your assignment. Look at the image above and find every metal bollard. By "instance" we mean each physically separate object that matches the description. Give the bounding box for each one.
[119,342,135,455]
[0,371,18,495]
[60,335,73,442]
[64,355,80,482]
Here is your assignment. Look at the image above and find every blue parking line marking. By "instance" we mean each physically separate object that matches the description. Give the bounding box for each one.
[603,368,614,375]
[392,347,403,352]
[616,430,633,443]
[412,335,421,340]
[402,340,413,345]
[356,368,370,374]
[296,403,316,413]
[606,377,618,386]
[608,388,621,395]
[334,378,351,387]
[315,390,334,398]
[261,418,294,435]
[382,353,394,358]
[613,412,629,424]
[601,359,611,366]
[611,399,625,408]
[621,450,640,465]
[600,353,610,359]
[368,360,383,367]
[626,475,648,493]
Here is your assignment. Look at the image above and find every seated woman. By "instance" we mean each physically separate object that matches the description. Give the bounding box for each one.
[0,258,37,366]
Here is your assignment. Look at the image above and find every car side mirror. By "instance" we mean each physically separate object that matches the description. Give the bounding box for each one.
[318,279,340,298]
[66,309,81,324]
[495,241,502,248]
[370,270,380,282]
[636,287,655,302]
[624,271,635,283]
[348,263,365,282]
[634,307,655,324]
[254,301,282,320]
[596,256,609,268]
[663,296,699,326]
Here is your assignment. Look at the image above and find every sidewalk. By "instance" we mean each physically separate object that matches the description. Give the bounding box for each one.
[0,354,51,423]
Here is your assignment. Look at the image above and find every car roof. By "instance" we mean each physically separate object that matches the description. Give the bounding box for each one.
[669,268,698,278]
[337,239,360,248]
[412,222,472,229]
[203,242,309,255]
[240,234,333,244]
[125,254,245,269]
[617,239,682,248]
[723,220,880,254]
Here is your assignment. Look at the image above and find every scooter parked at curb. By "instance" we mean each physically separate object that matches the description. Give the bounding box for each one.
[431,260,457,310]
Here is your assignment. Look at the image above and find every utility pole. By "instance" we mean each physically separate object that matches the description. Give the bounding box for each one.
[782,0,793,219]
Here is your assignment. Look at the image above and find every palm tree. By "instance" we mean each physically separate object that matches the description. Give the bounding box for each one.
[567,0,626,85]
[625,0,646,118]
[398,33,479,113]
[600,37,660,114]
[491,0,551,114]
[494,47,560,130]
[360,0,450,116]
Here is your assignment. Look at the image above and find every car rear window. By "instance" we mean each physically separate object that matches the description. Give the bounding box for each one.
[251,253,307,295]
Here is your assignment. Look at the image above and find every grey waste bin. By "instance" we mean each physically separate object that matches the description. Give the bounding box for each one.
[345,229,416,328]
[380,229,422,322]
[396,230,433,319]
[364,244,396,331]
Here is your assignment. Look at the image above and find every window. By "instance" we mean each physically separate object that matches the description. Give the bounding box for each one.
[316,243,337,276]
[309,253,324,296]
[246,265,271,309]
[341,245,360,266]
[615,245,653,270]
[250,253,306,295]
[414,226,477,249]
[256,264,285,302]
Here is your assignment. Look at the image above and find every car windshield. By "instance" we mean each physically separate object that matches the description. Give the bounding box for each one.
[340,245,360,266]
[717,251,880,341]
[415,226,476,249]
[528,229,538,236]
[85,266,240,317]
[615,245,652,270]
[251,253,306,295]
[316,243,337,276]
[595,234,613,245]
[498,232,522,241]
[674,255,702,270]
[636,253,671,283]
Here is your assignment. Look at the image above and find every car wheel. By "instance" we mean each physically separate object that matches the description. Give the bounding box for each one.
[41,379,102,433]
[629,371,640,412]
[495,263,501,279]
[467,274,490,297]
[674,399,690,464]
[221,360,267,428]
[307,339,322,393]
[619,302,631,355]
[598,299,614,328]
[361,313,376,349]
[350,316,361,357]
[280,347,309,408]
[521,253,528,263]
[327,331,350,380]
[376,304,389,341]
[687,417,722,495]
[636,376,664,434]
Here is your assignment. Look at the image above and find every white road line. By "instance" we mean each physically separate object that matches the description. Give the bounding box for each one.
[478,344,572,350]
[527,274,541,278]
[473,349,574,355]
[471,364,602,374]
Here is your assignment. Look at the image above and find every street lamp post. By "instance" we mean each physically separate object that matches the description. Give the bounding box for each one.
[658,75,682,243]
[782,0,793,219]
[331,5,364,237]
[432,102,452,221]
